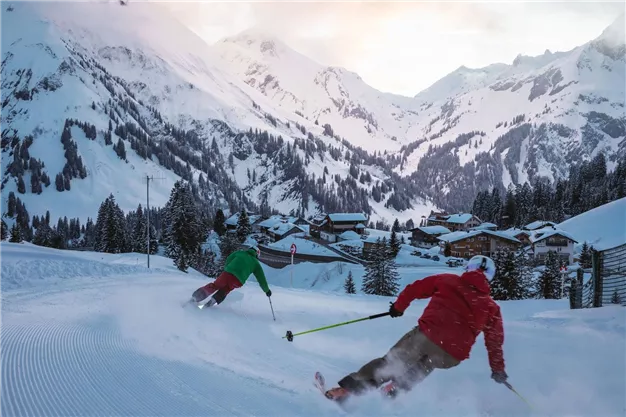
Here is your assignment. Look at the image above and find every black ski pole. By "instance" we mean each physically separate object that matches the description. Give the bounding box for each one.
[268,296,276,321]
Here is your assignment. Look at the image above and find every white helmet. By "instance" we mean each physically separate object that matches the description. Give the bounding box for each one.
[465,255,496,281]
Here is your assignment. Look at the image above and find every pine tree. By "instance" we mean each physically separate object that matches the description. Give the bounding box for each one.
[217,232,240,271]
[490,248,524,300]
[17,174,25,194]
[163,181,205,272]
[344,271,356,294]
[1,219,7,240]
[515,249,536,299]
[392,218,400,233]
[236,209,251,243]
[9,223,22,243]
[539,251,561,299]
[132,204,148,253]
[7,192,16,217]
[33,222,54,247]
[444,242,452,257]
[94,194,129,253]
[610,289,621,305]
[214,209,226,236]
[361,237,400,296]
[579,242,592,268]
[389,228,400,257]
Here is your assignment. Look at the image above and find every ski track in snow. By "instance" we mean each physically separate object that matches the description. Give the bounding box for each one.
[1,318,302,417]
[2,243,625,417]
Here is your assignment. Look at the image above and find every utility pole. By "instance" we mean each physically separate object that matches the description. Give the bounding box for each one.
[144,174,165,268]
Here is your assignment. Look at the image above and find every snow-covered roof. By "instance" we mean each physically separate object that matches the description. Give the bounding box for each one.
[363,235,381,243]
[258,215,283,228]
[503,227,531,237]
[446,213,475,224]
[414,225,451,235]
[225,212,261,226]
[269,222,304,236]
[524,220,557,231]
[472,222,498,230]
[558,198,626,251]
[529,228,578,244]
[327,213,368,222]
[339,230,360,240]
[355,223,366,229]
[438,230,520,244]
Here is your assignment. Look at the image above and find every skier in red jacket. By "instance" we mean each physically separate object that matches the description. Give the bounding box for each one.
[325,255,507,402]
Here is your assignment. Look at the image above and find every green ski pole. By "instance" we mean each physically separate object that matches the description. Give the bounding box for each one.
[284,312,390,342]
[504,382,533,410]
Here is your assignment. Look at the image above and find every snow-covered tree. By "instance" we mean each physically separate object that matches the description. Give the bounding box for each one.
[490,248,523,300]
[362,237,400,296]
[515,249,536,299]
[389,228,400,257]
[94,194,129,253]
[1,220,7,240]
[217,232,240,271]
[344,271,356,294]
[163,181,205,272]
[392,218,400,233]
[214,209,226,236]
[539,251,561,299]
[236,209,251,243]
[9,223,22,243]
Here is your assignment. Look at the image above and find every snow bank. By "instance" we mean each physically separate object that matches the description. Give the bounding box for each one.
[268,236,335,256]
[0,242,199,291]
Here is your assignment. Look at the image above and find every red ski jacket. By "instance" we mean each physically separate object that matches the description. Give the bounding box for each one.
[394,271,505,372]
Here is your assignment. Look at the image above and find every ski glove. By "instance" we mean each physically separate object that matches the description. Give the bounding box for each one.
[491,370,508,384]
[389,302,403,318]
[266,290,272,297]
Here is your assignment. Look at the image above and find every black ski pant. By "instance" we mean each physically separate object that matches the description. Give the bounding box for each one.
[338,326,460,393]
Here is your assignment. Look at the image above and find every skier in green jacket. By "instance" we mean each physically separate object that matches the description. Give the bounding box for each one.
[190,245,272,307]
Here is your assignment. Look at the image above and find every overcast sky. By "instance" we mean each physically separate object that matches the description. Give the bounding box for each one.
[165,1,624,97]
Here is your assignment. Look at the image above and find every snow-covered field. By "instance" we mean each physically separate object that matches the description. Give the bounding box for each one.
[2,242,625,417]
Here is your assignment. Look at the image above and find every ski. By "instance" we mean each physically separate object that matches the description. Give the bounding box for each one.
[314,371,326,395]
[314,371,398,404]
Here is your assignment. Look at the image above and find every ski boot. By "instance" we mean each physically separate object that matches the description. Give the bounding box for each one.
[381,381,399,399]
[198,297,217,309]
[191,287,209,303]
[324,387,351,403]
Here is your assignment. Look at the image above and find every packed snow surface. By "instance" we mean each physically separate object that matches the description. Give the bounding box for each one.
[2,242,625,417]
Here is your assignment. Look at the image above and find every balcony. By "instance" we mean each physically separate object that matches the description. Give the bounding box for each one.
[545,240,569,247]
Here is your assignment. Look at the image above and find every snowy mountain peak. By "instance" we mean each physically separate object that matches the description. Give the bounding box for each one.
[511,49,567,69]
[590,14,626,59]
[219,28,307,63]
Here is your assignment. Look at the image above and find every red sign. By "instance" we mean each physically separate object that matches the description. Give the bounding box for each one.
[290,243,297,255]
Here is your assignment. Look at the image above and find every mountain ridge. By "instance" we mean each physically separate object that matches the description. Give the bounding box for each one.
[2,1,624,229]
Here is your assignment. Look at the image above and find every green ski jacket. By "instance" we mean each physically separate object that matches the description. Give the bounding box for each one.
[224,248,270,293]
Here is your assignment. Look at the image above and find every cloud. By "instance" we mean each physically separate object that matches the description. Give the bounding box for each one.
[165,0,625,96]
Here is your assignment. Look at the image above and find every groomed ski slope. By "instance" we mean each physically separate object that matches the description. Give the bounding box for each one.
[2,243,625,417]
